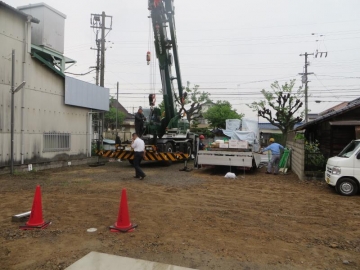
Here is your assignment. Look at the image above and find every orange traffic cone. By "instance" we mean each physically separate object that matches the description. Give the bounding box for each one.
[20,185,51,230]
[109,189,138,232]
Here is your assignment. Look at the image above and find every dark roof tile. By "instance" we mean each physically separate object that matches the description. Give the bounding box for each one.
[295,97,360,131]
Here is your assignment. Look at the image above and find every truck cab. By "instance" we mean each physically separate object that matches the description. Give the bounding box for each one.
[325,139,360,196]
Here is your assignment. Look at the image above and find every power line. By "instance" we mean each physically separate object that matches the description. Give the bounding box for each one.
[316,74,360,79]
[64,69,96,76]
[111,20,360,34]
[108,88,360,94]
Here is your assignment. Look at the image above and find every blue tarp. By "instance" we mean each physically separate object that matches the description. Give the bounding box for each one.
[221,118,260,152]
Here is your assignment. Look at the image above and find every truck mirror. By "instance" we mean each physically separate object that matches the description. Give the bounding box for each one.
[357,152,360,159]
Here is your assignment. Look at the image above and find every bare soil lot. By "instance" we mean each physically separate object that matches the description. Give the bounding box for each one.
[1,160,360,270]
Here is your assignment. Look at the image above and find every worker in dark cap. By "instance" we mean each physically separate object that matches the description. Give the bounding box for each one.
[135,106,146,136]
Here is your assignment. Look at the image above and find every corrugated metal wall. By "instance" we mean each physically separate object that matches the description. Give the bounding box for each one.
[0,6,107,167]
[65,76,109,111]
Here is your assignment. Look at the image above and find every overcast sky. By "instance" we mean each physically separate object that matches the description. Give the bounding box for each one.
[11,0,360,120]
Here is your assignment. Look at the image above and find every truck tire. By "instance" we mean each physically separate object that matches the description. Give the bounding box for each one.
[165,142,174,153]
[161,142,174,166]
[336,178,358,196]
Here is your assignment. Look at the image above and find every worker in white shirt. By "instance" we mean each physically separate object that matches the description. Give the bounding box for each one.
[131,133,146,180]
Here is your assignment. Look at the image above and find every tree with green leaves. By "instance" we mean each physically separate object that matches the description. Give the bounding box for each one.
[203,101,243,129]
[158,81,212,123]
[247,79,304,143]
[177,81,212,123]
[104,98,126,130]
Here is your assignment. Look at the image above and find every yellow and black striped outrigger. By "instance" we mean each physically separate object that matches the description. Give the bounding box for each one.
[96,145,189,162]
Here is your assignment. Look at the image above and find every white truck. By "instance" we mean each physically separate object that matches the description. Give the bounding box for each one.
[197,119,262,171]
[325,139,360,196]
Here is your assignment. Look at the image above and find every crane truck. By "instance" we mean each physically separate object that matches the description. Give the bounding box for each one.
[97,0,197,164]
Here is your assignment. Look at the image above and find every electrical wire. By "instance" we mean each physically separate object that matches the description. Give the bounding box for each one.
[316,74,360,79]
[64,69,96,76]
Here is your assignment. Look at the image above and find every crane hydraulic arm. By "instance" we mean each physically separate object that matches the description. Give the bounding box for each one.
[148,0,185,130]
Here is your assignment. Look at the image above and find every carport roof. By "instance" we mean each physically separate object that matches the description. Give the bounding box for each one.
[295,97,360,131]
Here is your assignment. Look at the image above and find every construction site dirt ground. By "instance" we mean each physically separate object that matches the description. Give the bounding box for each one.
[1,160,360,270]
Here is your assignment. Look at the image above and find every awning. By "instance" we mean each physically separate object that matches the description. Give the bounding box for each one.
[31,51,65,77]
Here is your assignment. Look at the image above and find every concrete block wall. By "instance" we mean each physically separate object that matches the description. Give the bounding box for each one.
[286,133,305,180]
[0,157,98,175]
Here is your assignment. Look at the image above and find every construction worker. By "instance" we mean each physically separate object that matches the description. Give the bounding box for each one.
[261,138,284,175]
[131,133,146,180]
[135,106,146,136]
[199,135,206,150]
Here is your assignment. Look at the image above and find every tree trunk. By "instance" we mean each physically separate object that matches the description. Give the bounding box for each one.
[282,130,288,146]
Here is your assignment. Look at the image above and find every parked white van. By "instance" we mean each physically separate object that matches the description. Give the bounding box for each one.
[325,139,360,196]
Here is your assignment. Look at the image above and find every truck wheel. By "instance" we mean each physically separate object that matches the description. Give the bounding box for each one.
[336,178,358,196]
[166,142,174,153]
[161,142,174,166]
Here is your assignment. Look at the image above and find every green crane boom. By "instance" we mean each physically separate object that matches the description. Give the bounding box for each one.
[148,0,184,131]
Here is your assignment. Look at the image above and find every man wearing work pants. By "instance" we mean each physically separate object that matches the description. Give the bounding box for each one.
[261,138,284,175]
[131,133,146,180]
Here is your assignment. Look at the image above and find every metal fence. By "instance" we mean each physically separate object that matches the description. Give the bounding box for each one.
[103,131,133,142]
[43,132,71,152]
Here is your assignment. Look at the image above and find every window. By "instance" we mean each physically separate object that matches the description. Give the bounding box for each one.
[43,132,71,152]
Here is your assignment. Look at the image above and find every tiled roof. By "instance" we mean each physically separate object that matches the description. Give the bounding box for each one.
[295,97,360,131]
[110,99,133,119]
[259,122,303,130]
[259,123,279,130]
[319,102,348,116]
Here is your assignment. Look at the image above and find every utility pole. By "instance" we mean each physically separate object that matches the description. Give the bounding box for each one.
[116,82,119,134]
[299,52,314,123]
[90,32,100,86]
[100,12,106,87]
[315,50,328,58]
[90,12,112,87]
[90,12,112,150]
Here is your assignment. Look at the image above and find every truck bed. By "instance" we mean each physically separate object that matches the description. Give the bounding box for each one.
[197,149,261,169]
